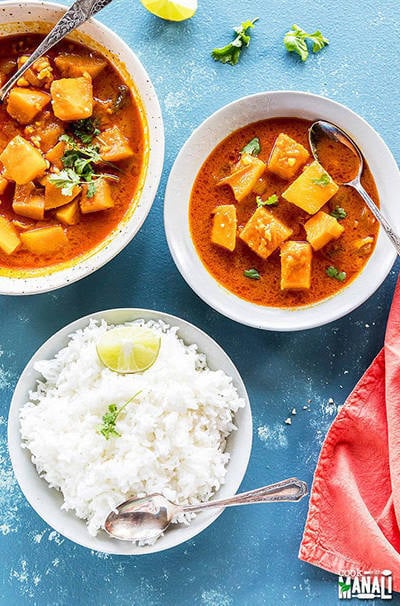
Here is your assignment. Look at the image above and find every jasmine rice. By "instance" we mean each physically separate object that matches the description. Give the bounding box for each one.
[19,319,244,538]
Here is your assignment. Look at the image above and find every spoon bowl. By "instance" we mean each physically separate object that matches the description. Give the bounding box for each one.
[309,120,400,256]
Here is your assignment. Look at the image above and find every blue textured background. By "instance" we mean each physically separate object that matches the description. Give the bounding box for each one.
[1,0,399,604]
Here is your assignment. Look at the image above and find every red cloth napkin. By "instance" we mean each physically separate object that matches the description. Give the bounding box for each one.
[299,277,400,590]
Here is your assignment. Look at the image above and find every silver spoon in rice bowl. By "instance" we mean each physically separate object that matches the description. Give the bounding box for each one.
[104,477,308,542]
[309,120,400,256]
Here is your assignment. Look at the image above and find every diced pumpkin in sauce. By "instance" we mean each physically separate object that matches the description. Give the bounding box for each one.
[12,218,34,231]
[13,193,45,221]
[280,241,312,290]
[211,205,237,252]
[55,200,80,226]
[0,135,47,184]
[45,141,66,169]
[16,56,53,89]
[304,211,344,251]
[6,88,51,125]
[54,54,107,79]
[282,160,339,214]
[20,225,68,254]
[0,176,8,195]
[50,76,93,121]
[80,179,113,214]
[217,153,266,202]
[44,178,81,210]
[39,121,65,152]
[97,125,134,162]
[239,207,293,259]
[267,133,310,180]
[0,216,21,254]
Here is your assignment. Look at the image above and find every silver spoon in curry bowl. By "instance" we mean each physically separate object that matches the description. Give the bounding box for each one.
[0,0,112,102]
[308,120,400,256]
[104,477,308,542]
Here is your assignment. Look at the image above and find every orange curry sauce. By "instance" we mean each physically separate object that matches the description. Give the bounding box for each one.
[0,34,145,270]
[189,118,379,308]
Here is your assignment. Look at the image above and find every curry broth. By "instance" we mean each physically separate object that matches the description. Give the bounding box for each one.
[0,34,145,270]
[190,118,379,308]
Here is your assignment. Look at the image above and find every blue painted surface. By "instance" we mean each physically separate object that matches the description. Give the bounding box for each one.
[0,0,399,604]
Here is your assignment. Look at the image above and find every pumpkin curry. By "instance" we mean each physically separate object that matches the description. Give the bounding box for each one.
[0,34,145,270]
[190,118,379,308]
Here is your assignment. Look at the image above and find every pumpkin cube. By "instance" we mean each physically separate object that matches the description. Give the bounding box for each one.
[6,88,50,125]
[55,200,80,226]
[20,225,68,254]
[0,215,21,254]
[0,176,8,195]
[0,135,47,184]
[282,160,339,214]
[239,207,293,259]
[267,133,310,180]
[38,121,65,152]
[13,183,45,221]
[44,178,81,210]
[304,211,345,251]
[97,125,134,162]
[80,179,113,214]
[45,141,66,169]
[50,76,93,121]
[217,153,266,202]
[211,205,237,252]
[54,54,107,79]
[280,241,312,290]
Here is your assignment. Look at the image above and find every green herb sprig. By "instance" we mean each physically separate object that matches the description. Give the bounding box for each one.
[256,194,278,207]
[326,266,346,282]
[97,391,142,440]
[241,137,261,156]
[70,118,100,144]
[211,18,259,66]
[330,206,347,220]
[312,173,331,186]
[284,24,329,62]
[244,268,260,280]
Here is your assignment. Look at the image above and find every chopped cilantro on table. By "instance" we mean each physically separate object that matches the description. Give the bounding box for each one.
[211,18,259,66]
[256,194,278,207]
[284,24,329,62]
[243,268,261,280]
[326,265,346,282]
[241,137,261,156]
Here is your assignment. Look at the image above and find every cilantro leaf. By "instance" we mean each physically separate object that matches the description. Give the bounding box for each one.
[312,173,331,186]
[284,24,329,62]
[241,137,261,156]
[70,118,100,144]
[326,266,346,281]
[97,391,142,440]
[256,194,278,207]
[48,169,81,196]
[212,18,259,66]
[330,206,347,220]
[244,268,261,280]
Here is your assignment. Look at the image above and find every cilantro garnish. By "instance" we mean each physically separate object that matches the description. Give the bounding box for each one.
[284,24,329,62]
[211,18,259,66]
[312,173,331,186]
[243,268,261,280]
[330,206,347,220]
[241,137,261,156]
[97,391,142,440]
[326,266,346,281]
[256,194,278,207]
[70,118,100,144]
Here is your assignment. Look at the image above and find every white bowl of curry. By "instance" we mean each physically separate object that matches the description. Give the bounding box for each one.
[0,1,164,294]
[164,91,400,331]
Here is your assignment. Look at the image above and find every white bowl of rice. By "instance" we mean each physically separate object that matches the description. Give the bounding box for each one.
[8,309,252,554]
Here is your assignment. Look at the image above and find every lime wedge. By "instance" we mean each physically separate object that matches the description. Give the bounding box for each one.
[140,0,197,21]
[96,326,161,374]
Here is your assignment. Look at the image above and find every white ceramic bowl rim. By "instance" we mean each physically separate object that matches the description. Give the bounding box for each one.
[0,1,164,295]
[8,308,253,555]
[164,91,400,331]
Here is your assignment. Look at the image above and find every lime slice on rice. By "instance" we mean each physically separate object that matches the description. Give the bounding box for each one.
[140,0,197,21]
[96,326,161,374]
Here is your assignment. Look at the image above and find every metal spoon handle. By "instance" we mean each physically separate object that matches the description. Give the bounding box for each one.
[182,478,308,513]
[0,0,112,101]
[349,180,400,256]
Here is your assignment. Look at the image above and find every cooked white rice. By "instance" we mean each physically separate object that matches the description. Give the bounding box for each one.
[19,319,244,537]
